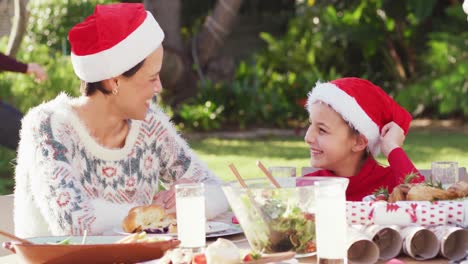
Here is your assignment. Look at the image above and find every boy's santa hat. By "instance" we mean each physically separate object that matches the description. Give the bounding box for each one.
[68,3,164,83]
[306,77,412,156]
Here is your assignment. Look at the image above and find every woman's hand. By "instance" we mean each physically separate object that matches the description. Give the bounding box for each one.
[153,189,176,213]
[380,121,405,157]
[153,178,194,214]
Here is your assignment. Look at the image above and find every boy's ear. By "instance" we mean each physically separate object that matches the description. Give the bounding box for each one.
[352,134,368,152]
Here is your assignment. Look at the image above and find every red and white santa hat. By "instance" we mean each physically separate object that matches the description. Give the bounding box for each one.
[68,3,164,83]
[306,77,412,156]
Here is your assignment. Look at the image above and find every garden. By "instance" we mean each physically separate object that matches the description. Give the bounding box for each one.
[0,0,467,194]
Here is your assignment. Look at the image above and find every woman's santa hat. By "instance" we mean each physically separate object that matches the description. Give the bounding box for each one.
[68,3,164,83]
[306,77,412,156]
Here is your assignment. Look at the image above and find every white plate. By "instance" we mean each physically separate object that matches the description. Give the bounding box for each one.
[206,224,243,238]
[113,221,241,237]
[294,252,316,258]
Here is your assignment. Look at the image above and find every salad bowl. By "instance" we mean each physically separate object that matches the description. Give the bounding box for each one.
[222,176,348,256]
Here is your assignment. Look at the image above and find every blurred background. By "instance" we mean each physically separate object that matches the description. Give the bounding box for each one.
[0,0,467,193]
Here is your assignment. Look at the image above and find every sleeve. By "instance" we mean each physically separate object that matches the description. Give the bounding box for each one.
[0,52,28,73]
[17,109,134,236]
[152,109,229,219]
[387,147,425,184]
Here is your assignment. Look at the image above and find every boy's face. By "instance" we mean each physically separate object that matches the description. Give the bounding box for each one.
[304,102,359,171]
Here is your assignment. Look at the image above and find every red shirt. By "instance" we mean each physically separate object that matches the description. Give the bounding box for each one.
[0,52,27,73]
[305,148,425,201]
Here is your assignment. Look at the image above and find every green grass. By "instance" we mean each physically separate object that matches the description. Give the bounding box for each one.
[188,130,468,182]
[0,130,466,194]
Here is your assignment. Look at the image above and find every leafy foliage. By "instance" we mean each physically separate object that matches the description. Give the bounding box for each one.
[178,0,467,130]
[0,39,80,113]
[178,99,224,131]
[26,0,114,55]
[2,0,467,132]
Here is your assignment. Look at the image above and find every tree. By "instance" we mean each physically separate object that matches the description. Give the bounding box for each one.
[6,0,28,57]
[144,0,243,108]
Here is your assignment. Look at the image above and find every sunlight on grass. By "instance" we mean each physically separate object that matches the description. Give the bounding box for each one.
[189,137,310,181]
[190,132,468,182]
[0,130,466,194]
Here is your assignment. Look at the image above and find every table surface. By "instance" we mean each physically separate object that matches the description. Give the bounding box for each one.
[0,211,453,264]
[0,242,451,264]
[0,240,451,264]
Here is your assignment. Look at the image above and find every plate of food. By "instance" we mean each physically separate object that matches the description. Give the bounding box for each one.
[113,221,238,237]
[3,233,179,264]
[115,204,242,237]
[369,179,468,203]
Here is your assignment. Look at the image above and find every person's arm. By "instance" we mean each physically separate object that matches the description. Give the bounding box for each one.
[388,147,424,183]
[380,121,424,183]
[0,52,27,73]
[152,109,229,219]
[16,109,134,235]
[0,52,47,81]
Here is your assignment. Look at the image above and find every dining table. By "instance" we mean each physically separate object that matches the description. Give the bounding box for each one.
[0,209,456,264]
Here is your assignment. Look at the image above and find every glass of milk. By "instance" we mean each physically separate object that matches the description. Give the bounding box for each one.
[314,178,349,264]
[175,183,206,250]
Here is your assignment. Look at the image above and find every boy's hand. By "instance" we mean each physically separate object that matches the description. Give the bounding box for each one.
[380,121,405,157]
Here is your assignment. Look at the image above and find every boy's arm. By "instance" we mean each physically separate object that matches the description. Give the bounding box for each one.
[388,147,425,184]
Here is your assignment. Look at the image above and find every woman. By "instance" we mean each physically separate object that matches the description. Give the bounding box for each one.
[14,3,228,237]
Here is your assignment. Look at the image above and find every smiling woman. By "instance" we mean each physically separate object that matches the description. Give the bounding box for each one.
[13,3,228,239]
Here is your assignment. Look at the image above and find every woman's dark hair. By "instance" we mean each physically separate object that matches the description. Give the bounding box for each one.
[81,59,146,96]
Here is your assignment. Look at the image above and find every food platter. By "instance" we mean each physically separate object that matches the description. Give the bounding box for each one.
[114,221,243,238]
[4,235,179,264]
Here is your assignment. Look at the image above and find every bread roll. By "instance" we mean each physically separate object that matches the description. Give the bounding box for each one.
[447,181,468,198]
[122,204,177,233]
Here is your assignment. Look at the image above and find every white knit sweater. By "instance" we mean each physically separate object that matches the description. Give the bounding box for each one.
[14,94,228,237]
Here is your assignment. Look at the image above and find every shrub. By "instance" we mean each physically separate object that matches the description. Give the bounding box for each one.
[26,0,114,55]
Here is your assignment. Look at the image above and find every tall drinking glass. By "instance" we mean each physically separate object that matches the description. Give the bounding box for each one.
[175,183,206,251]
[431,161,458,188]
[268,166,296,187]
[314,178,348,264]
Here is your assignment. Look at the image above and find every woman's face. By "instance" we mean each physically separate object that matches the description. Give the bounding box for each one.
[114,46,164,120]
[304,102,358,170]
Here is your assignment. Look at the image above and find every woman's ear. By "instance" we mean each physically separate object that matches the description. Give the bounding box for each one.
[101,78,119,93]
[352,134,368,152]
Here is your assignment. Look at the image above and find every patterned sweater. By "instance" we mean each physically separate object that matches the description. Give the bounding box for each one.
[14,93,228,237]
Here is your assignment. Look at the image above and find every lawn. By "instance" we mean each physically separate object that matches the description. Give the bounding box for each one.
[0,129,467,194]
[189,130,468,182]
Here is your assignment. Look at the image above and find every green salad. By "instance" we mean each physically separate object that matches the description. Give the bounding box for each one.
[239,192,316,254]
